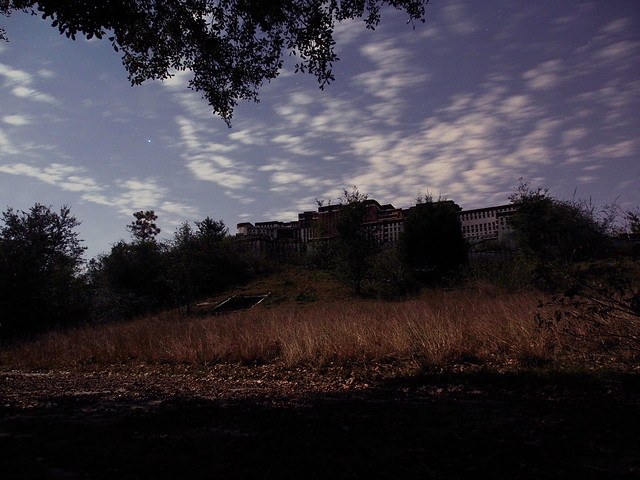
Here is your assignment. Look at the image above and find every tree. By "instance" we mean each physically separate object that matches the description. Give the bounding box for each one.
[1,0,429,124]
[169,217,235,311]
[90,211,169,319]
[626,208,640,235]
[195,216,227,245]
[0,204,87,337]
[508,181,611,263]
[127,210,161,243]
[398,193,467,279]
[333,187,378,294]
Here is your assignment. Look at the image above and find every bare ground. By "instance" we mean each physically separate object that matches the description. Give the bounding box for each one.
[2,363,640,479]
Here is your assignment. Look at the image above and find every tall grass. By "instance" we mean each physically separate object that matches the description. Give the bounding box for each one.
[2,287,637,370]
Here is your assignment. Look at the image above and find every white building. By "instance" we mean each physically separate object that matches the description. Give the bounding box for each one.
[238,200,518,247]
[458,204,517,243]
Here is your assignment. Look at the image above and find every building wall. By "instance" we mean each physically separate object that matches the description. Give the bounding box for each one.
[458,204,516,243]
[237,201,517,247]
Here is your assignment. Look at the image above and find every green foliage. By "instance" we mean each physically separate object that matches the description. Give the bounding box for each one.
[1,0,428,124]
[305,238,338,270]
[398,195,467,279]
[0,204,87,338]
[509,181,611,263]
[365,248,418,299]
[169,218,245,311]
[91,239,171,319]
[294,290,318,302]
[89,214,254,319]
[465,254,537,292]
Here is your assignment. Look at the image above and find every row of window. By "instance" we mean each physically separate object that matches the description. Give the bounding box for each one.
[462,222,497,233]
[459,207,515,222]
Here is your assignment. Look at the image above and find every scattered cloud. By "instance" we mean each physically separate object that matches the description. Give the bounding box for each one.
[159,201,199,219]
[0,62,31,84]
[0,130,18,154]
[442,2,478,35]
[0,62,59,104]
[0,163,96,190]
[11,85,58,104]
[522,60,563,90]
[2,114,30,126]
[186,159,251,189]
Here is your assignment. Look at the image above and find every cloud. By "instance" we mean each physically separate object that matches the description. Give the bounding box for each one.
[0,163,98,191]
[58,176,102,192]
[37,69,55,79]
[442,3,478,35]
[11,86,58,104]
[172,115,255,189]
[186,159,251,189]
[2,114,30,126]
[333,18,366,46]
[81,178,199,228]
[590,140,636,159]
[160,69,193,90]
[0,62,59,104]
[160,201,199,218]
[522,60,563,90]
[561,128,588,147]
[271,133,319,156]
[354,38,429,105]
[0,63,32,84]
[228,128,266,146]
[0,129,19,155]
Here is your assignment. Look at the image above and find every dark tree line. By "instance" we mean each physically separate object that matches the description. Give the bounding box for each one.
[322,188,467,297]
[0,204,87,338]
[508,181,613,264]
[0,207,253,340]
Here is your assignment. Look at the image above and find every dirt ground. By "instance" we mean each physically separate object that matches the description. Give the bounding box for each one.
[2,363,640,479]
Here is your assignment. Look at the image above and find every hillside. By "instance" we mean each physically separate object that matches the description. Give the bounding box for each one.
[2,266,640,478]
[193,266,352,314]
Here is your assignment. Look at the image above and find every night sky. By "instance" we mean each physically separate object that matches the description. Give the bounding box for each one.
[1,1,639,258]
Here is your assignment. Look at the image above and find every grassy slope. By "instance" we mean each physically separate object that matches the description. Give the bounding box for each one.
[2,265,639,372]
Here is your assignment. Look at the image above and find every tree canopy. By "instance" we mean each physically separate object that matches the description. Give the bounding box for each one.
[127,210,161,243]
[0,204,86,337]
[1,0,429,124]
[333,187,379,294]
[508,181,611,263]
[399,194,467,277]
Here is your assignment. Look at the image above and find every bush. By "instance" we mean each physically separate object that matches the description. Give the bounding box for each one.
[365,249,419,299]
[509,181,612,263]
[465,253,537,292]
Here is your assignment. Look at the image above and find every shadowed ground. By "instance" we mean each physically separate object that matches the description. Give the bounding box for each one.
[2,367,640,479]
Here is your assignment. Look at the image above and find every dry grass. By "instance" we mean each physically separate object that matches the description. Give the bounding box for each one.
[3,264,639,371]
[0,288,561,369]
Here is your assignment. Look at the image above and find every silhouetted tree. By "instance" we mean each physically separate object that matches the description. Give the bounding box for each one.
[334,187,379,294]
[169,217,236,311]
[1,0,428,124]
[398,194,467,280]
[626,208,640,235]
[90,211,169,319]
[0,204,87,338]
[509,180,611,263]
[127,210,160,243]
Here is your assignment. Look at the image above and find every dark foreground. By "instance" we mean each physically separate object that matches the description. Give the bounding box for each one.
[1,365,640,479]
